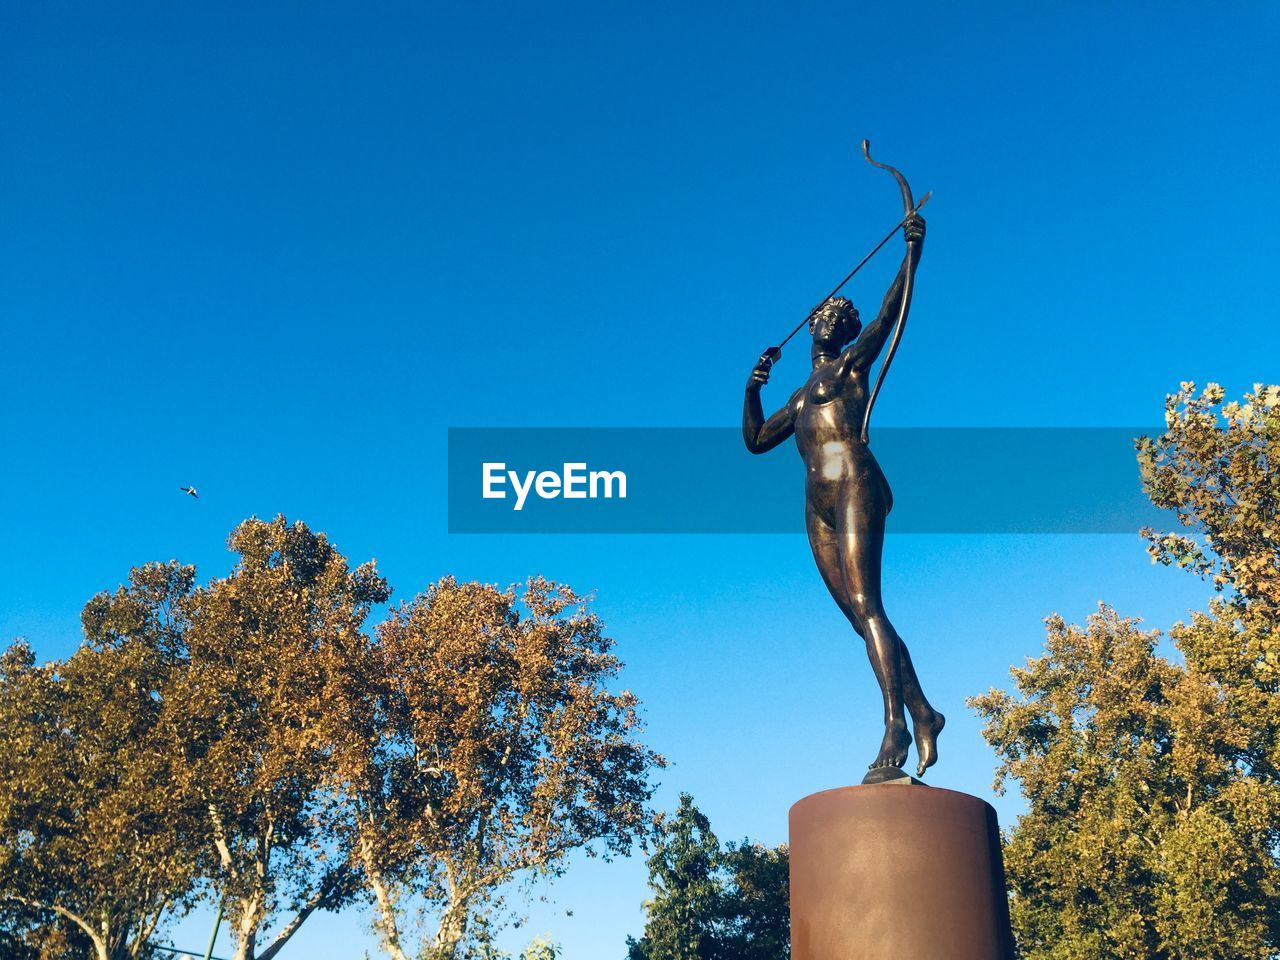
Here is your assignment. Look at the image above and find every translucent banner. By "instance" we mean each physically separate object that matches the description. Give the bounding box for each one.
[447,427,1169,534]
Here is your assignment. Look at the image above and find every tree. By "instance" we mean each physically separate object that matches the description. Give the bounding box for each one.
[627,794,789,960]
[717,841,790,960]
[330,576,664,960]
[1137,382,1280,616]
[0,563,203,960]
[627,794,725,960]
[3,515,665,960]
[164,516,390,960]
[969,383,1280,959]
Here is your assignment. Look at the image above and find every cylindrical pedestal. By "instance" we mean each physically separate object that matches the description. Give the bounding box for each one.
[789,785,1015,960]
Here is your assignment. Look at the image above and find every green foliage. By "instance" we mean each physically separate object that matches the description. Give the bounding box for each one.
[971,383,1280,960]
[1137,381,1280,615]
[419,932,560,960]
[510,935,560,960]
[626,795,789,960]
[717,842,789,960]
[627,795,724,960]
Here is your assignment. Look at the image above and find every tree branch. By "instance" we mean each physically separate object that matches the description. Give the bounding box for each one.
[208,803,236,876]
[3,894,105,954]
[255,865,350,960]
[132,898,172,957]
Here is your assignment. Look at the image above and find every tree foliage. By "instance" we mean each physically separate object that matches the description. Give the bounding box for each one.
[1138,381,1280,615]
[970,383,1280,960]
[627,795,724,960]
[2,515,665,960]
[626,794,789,960]
[168,516,391,960]
[333,576,664,960]
[0,561,202,960]
[717,841,790,960]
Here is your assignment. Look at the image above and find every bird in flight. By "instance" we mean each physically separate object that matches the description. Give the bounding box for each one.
[179,486,199,499]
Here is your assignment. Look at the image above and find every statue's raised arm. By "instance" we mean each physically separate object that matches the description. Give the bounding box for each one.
[837,213,925,379]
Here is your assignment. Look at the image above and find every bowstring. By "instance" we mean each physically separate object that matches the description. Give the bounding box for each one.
[773,191,931,354]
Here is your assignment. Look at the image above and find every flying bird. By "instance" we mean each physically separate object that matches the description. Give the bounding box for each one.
[179,486,199,499]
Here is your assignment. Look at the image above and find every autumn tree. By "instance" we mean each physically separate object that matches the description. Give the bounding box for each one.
[627,794,790,960]
[970,383,1280,960]
[3,517,666,960]
[328,576,663,960]
[0,564,203,960]
[165,516,390,960]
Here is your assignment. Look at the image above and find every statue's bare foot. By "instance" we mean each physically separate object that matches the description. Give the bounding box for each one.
[914,709,945,778]
[869,720,912,771]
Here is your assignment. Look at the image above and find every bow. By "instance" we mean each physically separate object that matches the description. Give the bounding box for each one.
[765,146,929,372]
[859,139,919,444]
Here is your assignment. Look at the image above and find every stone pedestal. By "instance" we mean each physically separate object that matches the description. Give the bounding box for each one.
[789,785,1015,960]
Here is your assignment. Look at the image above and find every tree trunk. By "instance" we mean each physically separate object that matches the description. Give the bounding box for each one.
[231,893,262,960]
[232,928,257,960]
[106,928,134,960]
[430,897,470,960]
[360,839,410,960]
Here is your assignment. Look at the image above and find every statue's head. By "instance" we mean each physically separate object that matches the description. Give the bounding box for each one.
[809,296,861,353]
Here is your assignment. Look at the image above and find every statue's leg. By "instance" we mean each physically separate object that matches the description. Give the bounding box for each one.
[831,485,911,771]
[806,510,886,718]
[873,467,944,774]
[807,509,869,633]
[898,642,945,776]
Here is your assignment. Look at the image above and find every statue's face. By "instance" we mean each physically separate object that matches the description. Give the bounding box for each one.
[810,304,860,349]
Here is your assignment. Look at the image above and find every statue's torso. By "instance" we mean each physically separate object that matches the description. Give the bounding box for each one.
[792,362,891,519]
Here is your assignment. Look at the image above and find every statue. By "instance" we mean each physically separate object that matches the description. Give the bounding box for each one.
[741,143,943,782]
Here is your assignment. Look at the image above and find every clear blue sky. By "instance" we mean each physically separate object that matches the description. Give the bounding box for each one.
[2,2,1278,957]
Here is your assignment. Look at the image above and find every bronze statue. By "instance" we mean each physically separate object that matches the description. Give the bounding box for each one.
[742,144,943,782]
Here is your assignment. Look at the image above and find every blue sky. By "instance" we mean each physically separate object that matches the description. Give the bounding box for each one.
[2,2,1278,957]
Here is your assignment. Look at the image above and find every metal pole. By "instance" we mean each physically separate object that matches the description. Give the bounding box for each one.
[203,903,224,960]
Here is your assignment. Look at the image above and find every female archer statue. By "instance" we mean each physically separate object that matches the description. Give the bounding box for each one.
[742,167,943,781]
